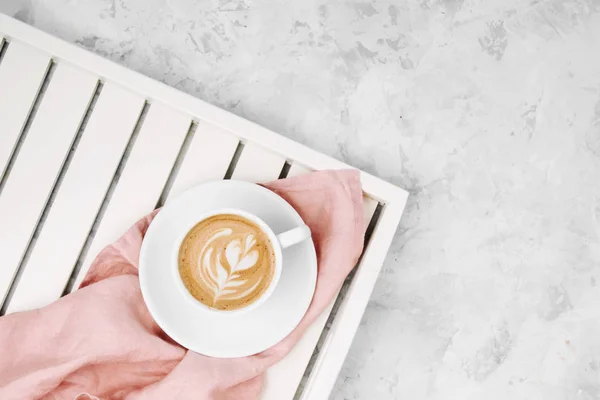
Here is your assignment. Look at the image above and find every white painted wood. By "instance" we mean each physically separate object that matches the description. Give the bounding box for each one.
[298,200,407,400]
[71,103,191,292]
[0,40,50,177]
[0,16,403,203]
[167,121,239,199]
[286,163,310,178]
[6,83,144,312]
[0,15,410,400]
[232,143,286,182]
[0,62,97,305]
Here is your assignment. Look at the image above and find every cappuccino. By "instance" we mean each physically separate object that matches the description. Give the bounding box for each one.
[178,214,276,311]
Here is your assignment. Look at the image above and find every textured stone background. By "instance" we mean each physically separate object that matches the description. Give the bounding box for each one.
[2,1,600,399]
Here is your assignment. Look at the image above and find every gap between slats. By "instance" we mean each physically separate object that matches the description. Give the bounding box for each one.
[278,162,292,179]
[155,122,198,208]
[0,37,8,64]
[223,142,244,180]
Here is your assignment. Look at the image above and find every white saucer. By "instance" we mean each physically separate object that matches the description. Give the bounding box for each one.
[139,180,317,358]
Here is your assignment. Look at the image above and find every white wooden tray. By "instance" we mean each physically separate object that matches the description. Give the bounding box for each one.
[0,14,408,400]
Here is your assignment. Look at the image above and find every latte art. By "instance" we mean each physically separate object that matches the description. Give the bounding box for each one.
[178,214,276,310]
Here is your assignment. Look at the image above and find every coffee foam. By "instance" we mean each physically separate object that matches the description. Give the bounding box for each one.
[178,214,276,311]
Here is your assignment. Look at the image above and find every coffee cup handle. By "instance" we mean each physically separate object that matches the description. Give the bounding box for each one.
[276,225,311,249]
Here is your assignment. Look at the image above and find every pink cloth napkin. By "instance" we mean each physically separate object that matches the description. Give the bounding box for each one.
[0,170,365,400]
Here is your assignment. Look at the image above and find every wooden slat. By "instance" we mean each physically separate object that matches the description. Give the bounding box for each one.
[231,143,286,182]
[7,83,144,312]
[286,163,310,178]
[262,164,379,400]
[70,103,191,292]
[0,41,51,177]
[0,63,97,305]
[362,196,379,229]
[167,121,239,199]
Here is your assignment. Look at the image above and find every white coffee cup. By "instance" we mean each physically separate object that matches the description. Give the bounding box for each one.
[172,208,311,315]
